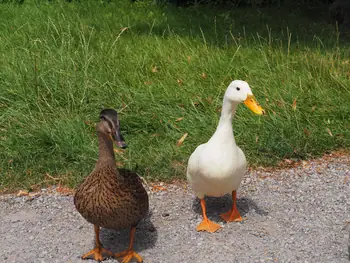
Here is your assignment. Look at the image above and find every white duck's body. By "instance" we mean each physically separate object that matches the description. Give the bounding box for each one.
[186,80,264,233]
[187,98,247,199]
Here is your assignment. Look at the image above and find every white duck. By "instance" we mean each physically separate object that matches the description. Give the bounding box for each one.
[186,80,264,233]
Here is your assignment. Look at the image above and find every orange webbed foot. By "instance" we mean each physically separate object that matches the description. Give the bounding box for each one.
[114,249,143,263]
[196,218,221,233]
[220,208,243,223]
[81,247,113,262]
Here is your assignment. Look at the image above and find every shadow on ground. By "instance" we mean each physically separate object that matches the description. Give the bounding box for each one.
[98,211,157,256]
[132,3,349,48]
[191,195,268,222]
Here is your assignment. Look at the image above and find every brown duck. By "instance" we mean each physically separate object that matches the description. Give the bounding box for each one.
[74,109,149,263]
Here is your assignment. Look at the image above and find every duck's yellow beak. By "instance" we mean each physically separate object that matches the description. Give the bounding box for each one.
[243,95,265,115]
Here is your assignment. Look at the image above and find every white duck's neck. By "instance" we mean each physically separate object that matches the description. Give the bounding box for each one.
[209,97,238,145]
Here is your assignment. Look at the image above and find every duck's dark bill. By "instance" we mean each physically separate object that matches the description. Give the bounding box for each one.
[115,132,128,149]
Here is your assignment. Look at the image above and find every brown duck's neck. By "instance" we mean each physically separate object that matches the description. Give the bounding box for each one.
[96,131,116,167]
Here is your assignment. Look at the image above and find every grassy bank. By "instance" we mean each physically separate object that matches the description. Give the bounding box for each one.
[0,0,349,191]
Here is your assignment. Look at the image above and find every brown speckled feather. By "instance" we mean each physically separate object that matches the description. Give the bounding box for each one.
[74,166,149,230]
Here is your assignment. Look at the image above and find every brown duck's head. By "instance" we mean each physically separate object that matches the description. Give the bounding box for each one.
[98,109,128,149]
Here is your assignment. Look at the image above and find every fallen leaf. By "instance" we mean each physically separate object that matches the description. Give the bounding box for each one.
[45,173,60,181]
[56,186,74,195]
[311,105,317,112]
[84,120,91,125]
[326,128,333,137]
[265,98,269,102]
[151,66,159,73]
[255,135,259,143]
[151,185,167,192]
[29,192,41,198]
[152,133,160,137]
[217,107,222,113]
[172,160,185,168]
[193,101,199,106]
[292,99,297,111]
[284,159,293,165]
[177,79,183,85]
[344,175,349,184]
[121,102,127,111]
[277,100,285,107]
[17,190,29,197]
[176,117,184,122]
[113,148,126,154]
[176,133,188,147]
[187,56,191,63]
[201,72,207,79]
[206,96,213,104]
[144,81,152,85]
[302,160,308,168]
[116,162,125,167]
[303,128,310,136]
[28,192,41,200]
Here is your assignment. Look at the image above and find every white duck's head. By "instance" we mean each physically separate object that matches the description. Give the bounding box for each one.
[224,80,265,115]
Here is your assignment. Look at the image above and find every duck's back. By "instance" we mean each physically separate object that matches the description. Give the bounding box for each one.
[74,167,149,230]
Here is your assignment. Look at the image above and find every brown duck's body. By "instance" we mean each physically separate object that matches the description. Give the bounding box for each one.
[74,167,149,230]
[74,129,149,230]
[74,109,149,263]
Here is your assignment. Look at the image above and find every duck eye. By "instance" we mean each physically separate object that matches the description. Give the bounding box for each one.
[236,87,240,91]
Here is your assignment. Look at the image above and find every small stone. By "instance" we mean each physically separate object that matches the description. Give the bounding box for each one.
[148,226,156,232]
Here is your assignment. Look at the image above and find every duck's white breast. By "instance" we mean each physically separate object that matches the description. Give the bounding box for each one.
[186,143,246,199]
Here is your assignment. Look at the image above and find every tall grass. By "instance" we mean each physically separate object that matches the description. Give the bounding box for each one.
[0,0,349,191]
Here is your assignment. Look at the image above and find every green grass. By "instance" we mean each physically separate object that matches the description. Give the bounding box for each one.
[1,0,349,191]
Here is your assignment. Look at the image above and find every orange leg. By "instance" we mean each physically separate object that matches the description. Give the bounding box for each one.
[81,225,113,262]
[196,198,221,233]
[114,227,143,263]
[220,191,243,222]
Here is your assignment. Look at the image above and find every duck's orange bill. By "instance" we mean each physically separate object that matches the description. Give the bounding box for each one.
[243,95,265,115]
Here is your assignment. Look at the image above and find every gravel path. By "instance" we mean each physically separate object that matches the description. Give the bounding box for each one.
[1,154,350,263]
